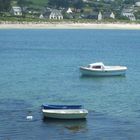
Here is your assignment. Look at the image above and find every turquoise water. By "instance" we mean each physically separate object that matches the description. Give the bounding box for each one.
[0,29,140,139]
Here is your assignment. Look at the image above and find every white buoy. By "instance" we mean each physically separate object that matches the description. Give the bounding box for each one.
[26,111,33,120]
[26,115,33,120]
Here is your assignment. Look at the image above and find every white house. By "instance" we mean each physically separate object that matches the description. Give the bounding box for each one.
[82,0,89,2]
[49,9,63,20]
[98,12,102,20]
[39,14,44,19]
[11,6,22,16]
[135,2,140,6]
[122,8,136,21]
[122,12,136,21]
[66,8,72,14]
[110,12,115,19]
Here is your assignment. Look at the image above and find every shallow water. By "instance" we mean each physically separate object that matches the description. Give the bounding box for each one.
[0,29,140,139]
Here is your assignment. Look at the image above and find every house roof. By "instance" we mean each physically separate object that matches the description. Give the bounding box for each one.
[66,8,72,13]
[50,9,63,17]
[12,6,22,12]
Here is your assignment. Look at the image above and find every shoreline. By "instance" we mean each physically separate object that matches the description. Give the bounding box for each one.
[0,22,140,29]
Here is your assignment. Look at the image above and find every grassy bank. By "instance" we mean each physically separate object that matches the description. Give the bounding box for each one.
[0,16,140,24]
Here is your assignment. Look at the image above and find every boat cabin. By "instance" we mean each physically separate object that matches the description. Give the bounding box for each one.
[92,65,102,69]
[88,62,105,69]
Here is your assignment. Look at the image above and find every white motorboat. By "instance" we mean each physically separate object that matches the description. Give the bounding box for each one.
[80,62,127,76]
[42,109,88,119]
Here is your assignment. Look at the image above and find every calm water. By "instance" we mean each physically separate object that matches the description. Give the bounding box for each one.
[0,29,140,140]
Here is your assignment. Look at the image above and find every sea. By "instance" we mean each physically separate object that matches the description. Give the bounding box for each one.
[0,29,140,140]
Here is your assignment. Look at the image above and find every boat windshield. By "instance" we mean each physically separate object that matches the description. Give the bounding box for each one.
[92,65,101,69]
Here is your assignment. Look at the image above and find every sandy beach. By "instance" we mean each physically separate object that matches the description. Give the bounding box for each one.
[0,22,140,29]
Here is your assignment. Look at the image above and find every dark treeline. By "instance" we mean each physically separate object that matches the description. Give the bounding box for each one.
[0,0,11,12]
[0,0,32,12]
[0,0,85,14]
[47,0,84,10]
[0,0,138,13]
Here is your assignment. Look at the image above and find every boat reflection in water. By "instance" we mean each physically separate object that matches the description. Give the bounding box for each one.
[43,117,87,132]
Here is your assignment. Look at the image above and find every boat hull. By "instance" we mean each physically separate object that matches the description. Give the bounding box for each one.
[80,67,126,76]
[42,109,88,119]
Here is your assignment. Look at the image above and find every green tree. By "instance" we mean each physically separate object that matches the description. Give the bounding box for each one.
[73,0,84,9]
[0,0,11,12]
[48,0,70,8]
[17,0,32,17]
[111,0,123,12]
[17,0,32,8]
[123,0,135,4]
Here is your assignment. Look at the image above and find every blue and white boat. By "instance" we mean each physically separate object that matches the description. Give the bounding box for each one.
[42,104,88,119]
[42,104,82,109]
[80,62,127,76]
